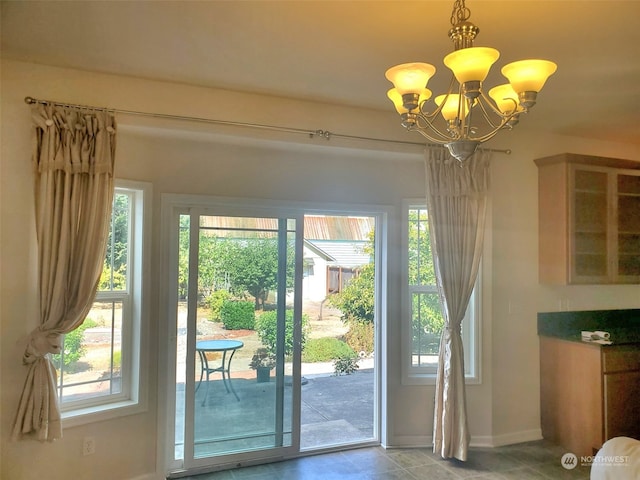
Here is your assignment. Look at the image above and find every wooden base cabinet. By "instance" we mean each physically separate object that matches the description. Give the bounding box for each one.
[540,337,640,456]
[535,153,640,284]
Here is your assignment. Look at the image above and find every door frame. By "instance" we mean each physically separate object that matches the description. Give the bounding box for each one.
[157,194,389,477]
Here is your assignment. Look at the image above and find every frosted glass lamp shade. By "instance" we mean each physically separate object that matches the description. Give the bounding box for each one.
[387,88,406,113]
[444,47,500,83]
[435,94,468,121]
[387,88,432,113]
[488,84,520,113]
[385,63,436,95]
[501,59,557,93]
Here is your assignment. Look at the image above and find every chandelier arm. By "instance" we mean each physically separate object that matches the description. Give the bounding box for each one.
[480,90,508,116]
[460,93,472,138]
[412,127,451,145]
[414,115,459,142]
[474,97,508,131]
[480,100,520,133]
[471,124,511,143]
[455,96,466,138]
[467,110,514,142]
[419,74,458,119]
[417,105,443,122]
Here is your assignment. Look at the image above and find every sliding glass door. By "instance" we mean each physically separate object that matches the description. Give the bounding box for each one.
[172,209,303,471]
[163,199,382,477]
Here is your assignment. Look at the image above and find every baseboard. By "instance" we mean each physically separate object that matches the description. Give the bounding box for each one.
[488,429,543,447]
[388,429,543,450]
[386,435,433,448]
[128,473,164,480]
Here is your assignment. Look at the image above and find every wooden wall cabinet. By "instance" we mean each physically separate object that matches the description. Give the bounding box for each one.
[535,153,640,284]
[540,337,640,456]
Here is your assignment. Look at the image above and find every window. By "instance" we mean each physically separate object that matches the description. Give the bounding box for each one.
[402,201,479,384]
[53,181,149,424]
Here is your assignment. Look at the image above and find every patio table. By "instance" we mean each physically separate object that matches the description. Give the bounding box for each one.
[196,339,244,404]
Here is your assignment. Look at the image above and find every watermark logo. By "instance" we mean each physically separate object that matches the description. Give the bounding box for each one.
[561,453,577,470]
[561,452,630,469]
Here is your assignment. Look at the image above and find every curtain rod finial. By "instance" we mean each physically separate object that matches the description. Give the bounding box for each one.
[24,97,35,104]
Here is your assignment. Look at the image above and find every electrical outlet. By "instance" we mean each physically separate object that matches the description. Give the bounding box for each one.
[83,436,95,456]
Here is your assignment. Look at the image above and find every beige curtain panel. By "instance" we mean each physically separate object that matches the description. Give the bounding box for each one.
[425,147,490,461]
[12,104,116,441]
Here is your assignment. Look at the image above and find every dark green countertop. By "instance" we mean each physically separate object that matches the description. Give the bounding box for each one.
[538,309,640,346]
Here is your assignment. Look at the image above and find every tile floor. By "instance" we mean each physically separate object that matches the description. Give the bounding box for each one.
[180,440,592,479]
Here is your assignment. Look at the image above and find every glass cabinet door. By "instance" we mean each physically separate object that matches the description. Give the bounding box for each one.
[616,173,640,279]
[571,167,609,281]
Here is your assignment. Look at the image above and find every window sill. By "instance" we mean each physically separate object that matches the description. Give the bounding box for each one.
[62,399,146,428]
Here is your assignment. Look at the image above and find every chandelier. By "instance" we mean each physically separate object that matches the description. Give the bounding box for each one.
[385,0,557,162]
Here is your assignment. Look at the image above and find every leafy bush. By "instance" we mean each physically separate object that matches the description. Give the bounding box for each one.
[220,300,255,330]
[327,263,375,324]
[302,337,355,363]
[98,265,127,290]
[207,289,231,322]
[344,319,374,354]
[255,309,308,356]
[333,354,359,376]
[412,329,441,355]
[51,319,98,372]
[249,348,276,369]
[412,293,444,335]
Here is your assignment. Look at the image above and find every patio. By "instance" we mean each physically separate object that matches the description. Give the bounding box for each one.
[175,366,375,458]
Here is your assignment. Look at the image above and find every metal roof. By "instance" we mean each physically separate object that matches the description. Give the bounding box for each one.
[198,215,374,242]
[303,215,374,242]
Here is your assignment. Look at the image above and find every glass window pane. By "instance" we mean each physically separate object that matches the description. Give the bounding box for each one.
[55,300,123,405]
[100,192,130,291]
[411,292,443,366]
[408,208,435,286]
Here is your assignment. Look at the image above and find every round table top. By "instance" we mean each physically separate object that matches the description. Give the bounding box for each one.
[196,339,244,351]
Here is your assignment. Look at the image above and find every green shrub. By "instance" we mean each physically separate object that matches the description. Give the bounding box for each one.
[220,300,255,330]
[333,354,359,376]
[207,289,231,322]
[51,319,97,372]
[98,265,127,290]
[344,319,375,354]
[113,350,122,371]
[327,262,375,324]
[302,337,355,363]
[255,309,308,356]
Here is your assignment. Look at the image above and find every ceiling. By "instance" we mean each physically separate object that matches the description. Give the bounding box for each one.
[2,0,640,146]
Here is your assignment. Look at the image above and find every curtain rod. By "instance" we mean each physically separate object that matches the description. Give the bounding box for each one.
[24,96,511,155]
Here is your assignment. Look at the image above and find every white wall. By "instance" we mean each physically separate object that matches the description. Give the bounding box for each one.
[302,251,328,302]
[2,59,639,479]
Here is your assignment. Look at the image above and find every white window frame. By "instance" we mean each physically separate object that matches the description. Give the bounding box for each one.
[401,199,480,385]
[60,180,151,427]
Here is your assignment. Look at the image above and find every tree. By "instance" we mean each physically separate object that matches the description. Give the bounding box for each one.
[191,234,295,309]
[328,210,444,343]
[326,231,375,353]
[99,192,130,290]
[327,230,375,324]
[218,237,294,309]
[328,262,375,324]
[407,208,436,285]
[408,208,443,337]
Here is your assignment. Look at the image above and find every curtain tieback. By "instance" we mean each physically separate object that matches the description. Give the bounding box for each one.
[23,330,62,364]
[444,325,462,334]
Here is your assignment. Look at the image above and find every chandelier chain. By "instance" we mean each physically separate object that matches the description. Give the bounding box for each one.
[450,0,471,26]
